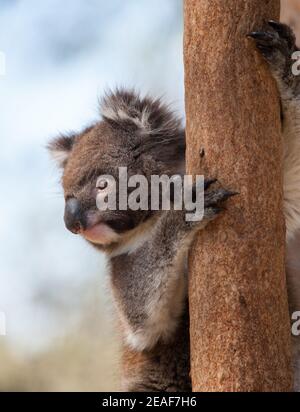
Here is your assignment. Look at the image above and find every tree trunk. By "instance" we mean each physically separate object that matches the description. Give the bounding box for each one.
[184,0,293,391]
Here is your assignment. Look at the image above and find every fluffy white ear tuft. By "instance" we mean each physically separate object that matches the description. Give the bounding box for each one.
[47,134,76,168]
[49,149,70,168]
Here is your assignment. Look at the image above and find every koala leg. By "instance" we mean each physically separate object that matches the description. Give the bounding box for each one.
[249,21,300,240]
[249,22,300,391]
[110,183,235,352]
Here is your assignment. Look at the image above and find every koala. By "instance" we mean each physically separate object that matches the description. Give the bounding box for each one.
[48,90,235,391]
[49,21,300,391]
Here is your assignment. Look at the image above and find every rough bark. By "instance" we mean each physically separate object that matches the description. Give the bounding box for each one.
[184,0,293,391]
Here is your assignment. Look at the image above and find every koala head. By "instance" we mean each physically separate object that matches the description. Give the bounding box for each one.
[48,89,185,249]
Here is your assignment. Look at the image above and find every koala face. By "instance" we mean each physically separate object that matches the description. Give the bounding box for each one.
[49,89,185,248]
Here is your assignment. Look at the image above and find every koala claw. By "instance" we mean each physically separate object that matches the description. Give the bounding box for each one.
[204,178,218,190]
[205,188,238,209]
[247,21,297,79]
[199,185,237,222]
[205,207,224,220]
[248,31,275,43]
[267,20,296,49]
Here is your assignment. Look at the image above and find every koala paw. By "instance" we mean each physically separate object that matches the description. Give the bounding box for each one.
[184,179,238,228]
[203,182,237,220]
[173,180,237,233]
[248,21,297,87]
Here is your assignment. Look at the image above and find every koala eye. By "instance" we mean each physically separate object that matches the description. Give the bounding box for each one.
[97,179,108,190]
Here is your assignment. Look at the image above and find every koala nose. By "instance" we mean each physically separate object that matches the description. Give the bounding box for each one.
[64,198,84,234]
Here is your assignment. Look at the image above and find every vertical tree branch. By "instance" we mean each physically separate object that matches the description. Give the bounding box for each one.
[184,0,293,391]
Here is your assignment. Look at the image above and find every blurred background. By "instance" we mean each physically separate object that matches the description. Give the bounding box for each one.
[0,0,299,392]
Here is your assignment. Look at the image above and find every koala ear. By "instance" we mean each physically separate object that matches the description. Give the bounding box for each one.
[47,134,76,168]
[100,89,186,172]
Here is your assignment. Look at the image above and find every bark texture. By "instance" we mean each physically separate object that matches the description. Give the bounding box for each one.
[184,0,293,391]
